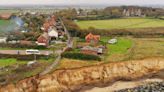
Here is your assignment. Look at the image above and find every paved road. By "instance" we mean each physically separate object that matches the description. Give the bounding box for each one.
[0,50,59,55]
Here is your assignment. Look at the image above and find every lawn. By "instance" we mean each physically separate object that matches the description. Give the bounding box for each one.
[76,18,164,29]
[0,19,11,32]
[0,20,10,25]
[0,58,26,67]
[100,37,133,61]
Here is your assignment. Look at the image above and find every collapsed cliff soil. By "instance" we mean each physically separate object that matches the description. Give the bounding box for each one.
[0,57,164,92]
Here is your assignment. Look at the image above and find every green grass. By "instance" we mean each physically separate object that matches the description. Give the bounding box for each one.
[0,19,11,32]
[0,58,26,67]
[0,20,10,25]
[100,37,133,62]
[76,18,164,29]
[108,38,132,55]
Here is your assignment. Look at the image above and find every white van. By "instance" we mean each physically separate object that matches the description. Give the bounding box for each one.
[25,49,40,55]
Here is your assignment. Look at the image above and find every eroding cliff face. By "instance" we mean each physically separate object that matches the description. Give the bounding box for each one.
[0,58,164,92]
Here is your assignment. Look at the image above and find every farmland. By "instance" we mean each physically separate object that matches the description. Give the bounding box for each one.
[76,18,164,29]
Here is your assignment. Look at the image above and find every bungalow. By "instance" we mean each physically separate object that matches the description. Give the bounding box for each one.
[85,33,100,44]
[36,32,49,46]
[81,46,103,55]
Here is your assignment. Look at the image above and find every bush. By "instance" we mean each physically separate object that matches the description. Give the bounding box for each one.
[34,45,47,50]
[61,52,101,61]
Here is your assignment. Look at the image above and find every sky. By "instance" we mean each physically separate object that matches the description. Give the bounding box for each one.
[0,0,164,5]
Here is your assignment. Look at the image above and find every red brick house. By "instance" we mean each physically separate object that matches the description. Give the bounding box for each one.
[36,33,49,46]
[42,15,56,32]
[85,33,100,44]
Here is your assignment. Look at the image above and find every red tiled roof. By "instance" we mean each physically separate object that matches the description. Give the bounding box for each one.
[42,15,56,32]
[85,33,100,43]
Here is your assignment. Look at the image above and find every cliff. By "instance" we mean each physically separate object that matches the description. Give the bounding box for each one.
[0,58,164,92]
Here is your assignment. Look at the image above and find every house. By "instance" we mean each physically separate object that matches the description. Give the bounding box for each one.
[48,27,58,38]
[0,37,7,43]
[36,32,49,46]
[81,46,103,55]
[42,15,57,32]
[85,33,100,44]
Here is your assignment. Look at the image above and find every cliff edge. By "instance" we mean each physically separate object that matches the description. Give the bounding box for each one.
[0,58,164,92]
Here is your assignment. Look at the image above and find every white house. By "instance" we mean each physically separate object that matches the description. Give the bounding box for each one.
[48,28,58,38]
[0,37,7,43]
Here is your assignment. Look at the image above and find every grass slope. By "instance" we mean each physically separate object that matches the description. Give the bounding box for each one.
[76,18,164,29]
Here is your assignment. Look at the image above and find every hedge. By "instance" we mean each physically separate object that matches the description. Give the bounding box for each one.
[0,43,47,50]
[61,52,101,61]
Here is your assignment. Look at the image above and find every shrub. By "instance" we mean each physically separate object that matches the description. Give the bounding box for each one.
[61,52,101,61]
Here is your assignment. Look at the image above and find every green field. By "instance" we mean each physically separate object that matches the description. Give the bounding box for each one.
[0,20,10,25]
[0,19,10,32]
[76,18,164,29]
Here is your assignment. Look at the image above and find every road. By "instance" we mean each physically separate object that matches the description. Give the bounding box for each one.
[40,18,73,75]
[0,50,62,55]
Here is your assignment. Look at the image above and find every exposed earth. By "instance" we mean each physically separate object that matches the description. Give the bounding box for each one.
[0,57,163,92]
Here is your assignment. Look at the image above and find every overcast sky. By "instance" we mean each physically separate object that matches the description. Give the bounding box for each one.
[0,0,164,5]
